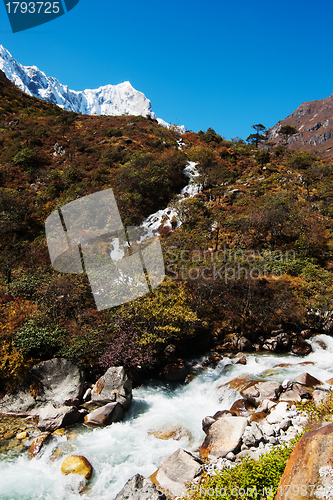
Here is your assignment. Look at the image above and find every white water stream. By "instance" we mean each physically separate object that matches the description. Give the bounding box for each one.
[1,335,333,499]
[108,160,201,257]
[2,161,333,499]
[138,161,202,241]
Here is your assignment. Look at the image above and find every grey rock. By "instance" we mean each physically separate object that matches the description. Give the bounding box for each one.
[202,416,216,434]
[262,338,278,352]
[261,423,275,437]
[242,422,263,447]
[312,390,328,406]
[32,358,85,405]
[242,382,282,406]
[150,448,202,498]
[115,474,165,500]
[294,383,311,399]
[0,388,37,414]
[91,367,132,410]
[279,389,301,403]
[37,404,80,432]
[242,431,257,448]
[83,388,92,402]
[237,337,253,352]
[256,399,276,412]
[0,358,85,415]
[279,419,292,431]
[84,402,124,427]
[200,416,247,459]
[250,422,263,441]
[225,452,235,461]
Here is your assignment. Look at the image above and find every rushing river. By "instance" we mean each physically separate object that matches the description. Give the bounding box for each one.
[1,160,333,499]
[1,335,333,500]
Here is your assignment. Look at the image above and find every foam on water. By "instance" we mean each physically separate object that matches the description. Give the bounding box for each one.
[139,161,201,240]
[1,337,333,499]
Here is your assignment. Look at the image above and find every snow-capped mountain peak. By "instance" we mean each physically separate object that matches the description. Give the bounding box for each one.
[0,45,165,122]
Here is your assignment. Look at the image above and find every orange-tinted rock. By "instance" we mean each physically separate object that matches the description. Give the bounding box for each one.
[229,399,255,417]
[148,426,190,441]
[219,375,256,392]
[28,432,51,459]
[294,372,323,387]
[250,411,267,423]
[275,422,333,500]
[61,455,93,480]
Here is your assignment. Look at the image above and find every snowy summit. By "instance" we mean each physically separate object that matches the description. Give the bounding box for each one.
[0,45,182,130]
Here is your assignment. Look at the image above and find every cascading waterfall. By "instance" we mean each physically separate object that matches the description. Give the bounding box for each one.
[1,335,333,499]
[138,161,202,241]
[2,159,333,499]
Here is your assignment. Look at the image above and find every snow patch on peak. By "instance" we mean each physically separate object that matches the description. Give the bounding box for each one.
[0,45,184,131]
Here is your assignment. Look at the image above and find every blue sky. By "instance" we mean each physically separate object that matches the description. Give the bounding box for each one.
[1,0,333,139]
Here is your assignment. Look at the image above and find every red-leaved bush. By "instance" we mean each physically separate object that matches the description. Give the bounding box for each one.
[99,318,158,374]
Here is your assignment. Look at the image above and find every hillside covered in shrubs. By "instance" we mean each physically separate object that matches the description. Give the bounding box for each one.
[1,70,333,392]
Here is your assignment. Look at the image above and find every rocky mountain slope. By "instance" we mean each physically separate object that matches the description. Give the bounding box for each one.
[0,45,173,128]
[267,93,333,158]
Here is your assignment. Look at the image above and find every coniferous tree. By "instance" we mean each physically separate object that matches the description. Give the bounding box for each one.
[246,123,267,147]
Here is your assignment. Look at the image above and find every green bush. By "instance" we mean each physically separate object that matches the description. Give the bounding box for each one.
[10,270,46,300]
[289,152,315,170]
[187,437,302,500]
[14,321,66,358]
[13,148,37,167]
[106,127,123,138]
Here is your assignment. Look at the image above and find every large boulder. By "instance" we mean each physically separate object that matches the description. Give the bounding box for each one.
[115,474,165,500]
[31,358,85,405]
[275,422,333,500]
[84,402,124,427]
[199,415,247,459]
[150,448,202,498]
[242,381,282,406]
[0,358,85,414]
[0,388,37,414]
[37,404,80,431]
[91,367,132,410]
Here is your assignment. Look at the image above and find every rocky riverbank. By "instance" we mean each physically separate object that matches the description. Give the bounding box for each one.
[115,367,330,500]
[1,351,332,499]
